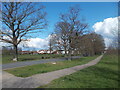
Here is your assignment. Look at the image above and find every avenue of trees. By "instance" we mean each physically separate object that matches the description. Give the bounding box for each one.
[1,2,105,61]
[49,6,105,59]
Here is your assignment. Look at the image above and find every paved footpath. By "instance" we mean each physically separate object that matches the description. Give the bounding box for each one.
[2,55,103,88]
[2,56,81,70]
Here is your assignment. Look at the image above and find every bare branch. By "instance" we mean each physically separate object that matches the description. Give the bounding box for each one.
[1,2,47,60]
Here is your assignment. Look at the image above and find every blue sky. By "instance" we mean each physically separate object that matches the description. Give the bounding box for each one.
[36,2,118,39]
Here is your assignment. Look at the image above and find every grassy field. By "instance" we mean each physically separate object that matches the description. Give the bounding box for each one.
[2,54,65,64]
[5,55,98,77]
[39,54,119,88]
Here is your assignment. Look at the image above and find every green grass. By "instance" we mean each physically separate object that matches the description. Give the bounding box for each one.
[5,55,98,77]
[39,54,119,88]
[2,54,65,64]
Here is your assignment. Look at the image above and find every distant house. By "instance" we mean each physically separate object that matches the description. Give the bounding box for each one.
[52,50,62,54]
[19,50,68,55]
[37,50,66,54]
[31,51,38,55]
[19,51,38,54]
[37,50,49,54]
[50,50,69,54]
[19,51,32,54]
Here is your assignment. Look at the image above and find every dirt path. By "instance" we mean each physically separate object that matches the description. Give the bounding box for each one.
[2,55,103,88]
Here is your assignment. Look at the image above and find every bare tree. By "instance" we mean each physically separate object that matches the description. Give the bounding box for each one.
[107,18,119,54]
[55,6,88,60]
[0,2,47,61]
[79,32,105,56]
[49,36,53,54]
[110,26,118,49]
[55,22,70,55]
[48,33,56,54]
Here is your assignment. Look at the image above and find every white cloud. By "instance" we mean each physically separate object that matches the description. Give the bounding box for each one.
[93,17,118,47]
[27,38,49,48]
[0,36,50,50]
[19,34,57,50]
[19,37,50,50]
[0,33,57,50]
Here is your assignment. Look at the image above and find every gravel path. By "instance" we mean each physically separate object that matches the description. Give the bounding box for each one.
[2,55,103,88]
[2,56,81,70]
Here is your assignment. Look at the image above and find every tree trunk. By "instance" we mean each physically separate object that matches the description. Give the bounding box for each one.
[13,44,18,61]
[50,47,52,54]
[64,46,68,60]
[68,48,72,61]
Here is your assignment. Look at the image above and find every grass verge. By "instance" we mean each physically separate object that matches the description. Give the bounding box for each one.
[5,55,98,77]
[2,54,65,64]
[39,54,118,88]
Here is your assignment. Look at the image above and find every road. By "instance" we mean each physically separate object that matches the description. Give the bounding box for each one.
[2,56,81,70]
